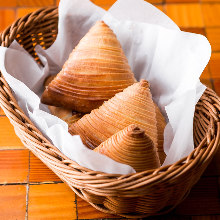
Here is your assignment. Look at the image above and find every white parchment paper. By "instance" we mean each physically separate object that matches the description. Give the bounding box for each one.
[0,0,211,173]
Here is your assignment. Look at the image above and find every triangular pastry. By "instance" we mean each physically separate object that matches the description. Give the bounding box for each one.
[69,79,165,162]
[41,21,136,113]
[94,125,160,172]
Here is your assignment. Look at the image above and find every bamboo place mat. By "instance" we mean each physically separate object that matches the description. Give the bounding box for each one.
[0,0,220,219]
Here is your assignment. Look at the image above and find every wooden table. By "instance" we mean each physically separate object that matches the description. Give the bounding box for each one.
[0,0,220,219]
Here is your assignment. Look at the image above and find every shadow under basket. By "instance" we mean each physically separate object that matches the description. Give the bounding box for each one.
[0,7,220,218]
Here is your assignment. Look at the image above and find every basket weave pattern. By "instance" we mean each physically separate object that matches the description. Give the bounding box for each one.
[0,7,220,218]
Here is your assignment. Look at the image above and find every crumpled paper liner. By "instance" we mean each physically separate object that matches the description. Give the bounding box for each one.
[0,0,211,174]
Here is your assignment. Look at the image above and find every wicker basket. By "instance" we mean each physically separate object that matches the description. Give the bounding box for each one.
[0,7,220,218]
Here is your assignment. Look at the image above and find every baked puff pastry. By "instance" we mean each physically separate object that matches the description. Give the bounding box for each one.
[41,21,136,113]
[94,125,160,172]
[44,75,83,125]
[69,79,166,163]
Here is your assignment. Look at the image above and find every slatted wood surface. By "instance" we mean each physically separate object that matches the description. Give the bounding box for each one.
[0,0,220,219]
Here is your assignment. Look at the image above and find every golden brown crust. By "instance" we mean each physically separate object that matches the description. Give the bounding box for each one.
[41,87,106,112]
[64,112,84,125]
[41,21,136,113]
[94,125,160,172]
[43,75,83,124]
[43,75,56,87]
[48,105,72,120]
[69,80,160,154]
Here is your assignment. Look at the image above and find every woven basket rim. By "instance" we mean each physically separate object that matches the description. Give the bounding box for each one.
[0,6,220,218]
[0,5,219,177]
